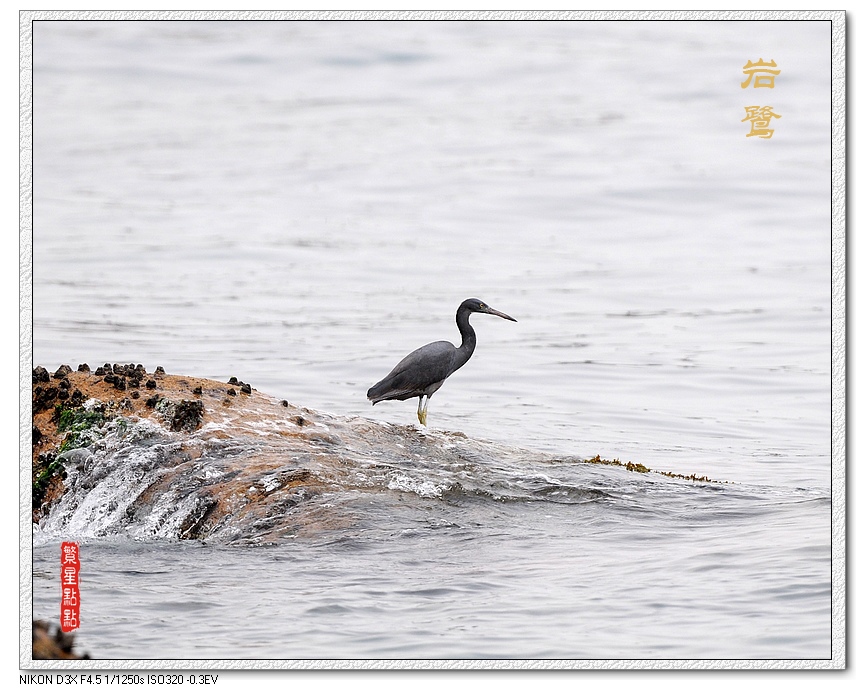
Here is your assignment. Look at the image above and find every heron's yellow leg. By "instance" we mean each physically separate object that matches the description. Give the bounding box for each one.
[417,396,428,426]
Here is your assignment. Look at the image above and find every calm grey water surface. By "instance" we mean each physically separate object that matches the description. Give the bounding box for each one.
[31,20,832,660]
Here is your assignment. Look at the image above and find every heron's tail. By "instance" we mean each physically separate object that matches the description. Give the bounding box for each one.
[367,376,413,404]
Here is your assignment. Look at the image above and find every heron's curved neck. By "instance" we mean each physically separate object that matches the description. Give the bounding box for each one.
[455,306,477,366]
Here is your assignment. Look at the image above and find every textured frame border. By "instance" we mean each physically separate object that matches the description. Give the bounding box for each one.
[19,9,846,671]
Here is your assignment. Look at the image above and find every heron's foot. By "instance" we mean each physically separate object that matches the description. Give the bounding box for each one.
[417,409,428,426]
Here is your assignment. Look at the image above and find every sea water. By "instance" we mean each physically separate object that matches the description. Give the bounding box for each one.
[29,19,833,661]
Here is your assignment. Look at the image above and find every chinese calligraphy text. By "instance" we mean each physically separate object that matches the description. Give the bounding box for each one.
[741,105,782,139]
[741,58,781,138]
[741,58,781,88]
[60,542,81,633]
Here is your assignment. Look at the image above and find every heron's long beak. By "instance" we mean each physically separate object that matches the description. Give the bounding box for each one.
[482,306,517,322]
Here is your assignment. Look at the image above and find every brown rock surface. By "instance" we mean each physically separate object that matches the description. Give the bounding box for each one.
[32,620,90,660]
[31,363,365,542]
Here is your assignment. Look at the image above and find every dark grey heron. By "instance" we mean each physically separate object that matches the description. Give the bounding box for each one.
[367,298,517,425]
